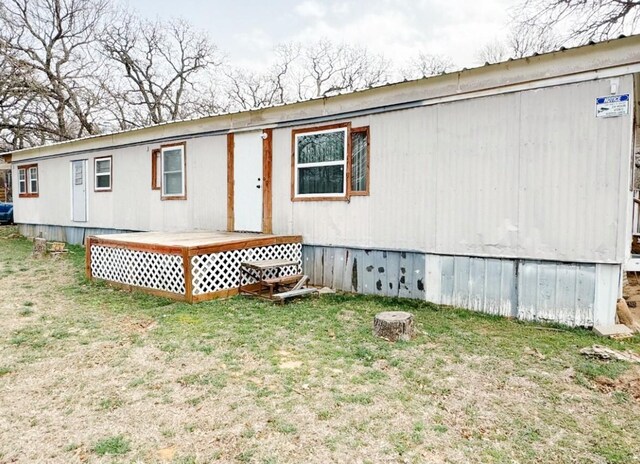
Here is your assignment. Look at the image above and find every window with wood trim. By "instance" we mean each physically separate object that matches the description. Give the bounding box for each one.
[293,124,349,200]
[161,143,186,200]
[350,127,369,195]
[292,123,370,200]
[94,156,112,191]
[18,164,38,197]
[151,148,161,190]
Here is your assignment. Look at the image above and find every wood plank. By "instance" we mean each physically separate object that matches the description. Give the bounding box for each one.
[242,259,299,270]
[85,236,93,281]
[227,132,234,231]
[262,274,304,285]
[89,236,184,255]
[262,128,273,234]
[183,248,193,303]
[193,282,263,302]
[98,280,187,301]
[274,287,318,300]
[291,275,309,291]
[187,235,302,256]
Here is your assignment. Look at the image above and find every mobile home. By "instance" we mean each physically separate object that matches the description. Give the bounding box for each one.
[5,35,640,326]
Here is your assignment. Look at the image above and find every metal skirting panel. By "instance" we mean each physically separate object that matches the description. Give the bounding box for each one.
[429,255,518,318]
[302,246,425,300]
[517,261,597,326]
[18,223,135,245]
[303,245,619,327]
[429,255,619,327]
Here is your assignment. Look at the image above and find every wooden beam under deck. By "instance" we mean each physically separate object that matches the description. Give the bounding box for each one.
[102,281,188,302]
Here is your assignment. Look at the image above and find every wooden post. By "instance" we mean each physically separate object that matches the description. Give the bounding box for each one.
[373,311,414,341]
[262,128,273,234]
[227,133,234,232]
[85,236,93,280]
[183,248,193,303]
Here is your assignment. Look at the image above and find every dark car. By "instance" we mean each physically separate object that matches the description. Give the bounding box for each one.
[0,202,13,224]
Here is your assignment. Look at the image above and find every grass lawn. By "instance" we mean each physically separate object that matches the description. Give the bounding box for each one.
[0,226,639,463]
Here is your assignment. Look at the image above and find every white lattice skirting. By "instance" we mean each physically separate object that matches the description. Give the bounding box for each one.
[191,243,302,295]
[91,245,186,295]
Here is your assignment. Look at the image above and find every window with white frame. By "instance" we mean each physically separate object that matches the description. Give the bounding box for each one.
[293,126,347,198]
[18,168,26,194]
[94,156,112,191]
[161,143,186,199]
[18,164,38,197]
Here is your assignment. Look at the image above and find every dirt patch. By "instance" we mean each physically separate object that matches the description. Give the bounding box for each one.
[119,315,157,334]
[595,371,640,400]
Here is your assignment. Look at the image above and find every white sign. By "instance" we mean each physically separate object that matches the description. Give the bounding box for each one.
[596,94,629,118]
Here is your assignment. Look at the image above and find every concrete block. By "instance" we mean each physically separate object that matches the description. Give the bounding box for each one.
[593,324,634,337]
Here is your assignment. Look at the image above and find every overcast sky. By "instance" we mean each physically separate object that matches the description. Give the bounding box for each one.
[128,0,516,71]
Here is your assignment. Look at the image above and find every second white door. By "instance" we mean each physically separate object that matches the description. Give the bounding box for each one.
[234,131,263,232]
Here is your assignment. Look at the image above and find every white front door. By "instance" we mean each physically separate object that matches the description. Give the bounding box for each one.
[234,131,263,232]
[71,160,87,222]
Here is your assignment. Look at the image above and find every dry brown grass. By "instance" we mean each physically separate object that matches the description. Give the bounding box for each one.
[0,226,639,463]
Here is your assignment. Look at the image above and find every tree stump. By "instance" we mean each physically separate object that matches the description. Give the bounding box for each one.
[373,311,414,341]
[32,237,47,258]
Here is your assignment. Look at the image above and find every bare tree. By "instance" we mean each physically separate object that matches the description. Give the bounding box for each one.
[508,23,562,57]
[101,13,223,126]
[476,40,508,64]
[0,0,109,147]
[300,40,390,98]
[225,43,299,110]
[401,53,456,80]
[517,0,640,42]
[224,39,390,108]
[477,23,562,64]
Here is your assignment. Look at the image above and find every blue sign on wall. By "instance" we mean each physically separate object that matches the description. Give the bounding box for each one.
[596,94,629,118]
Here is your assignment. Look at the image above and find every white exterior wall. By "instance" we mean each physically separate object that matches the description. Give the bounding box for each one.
[13,135,228,232]
[272,76,634,265]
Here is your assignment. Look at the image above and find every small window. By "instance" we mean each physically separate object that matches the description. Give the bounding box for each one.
[29,167,38,193]
[161,143,186,200]
[18,164,38,197]
[293,125,348,199]
[18,168,26,194]
[350,127,369,195]
[94,156,112,191]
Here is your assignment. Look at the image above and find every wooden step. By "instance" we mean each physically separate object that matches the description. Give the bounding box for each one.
[262,274,304,286]
[273,287,318,300]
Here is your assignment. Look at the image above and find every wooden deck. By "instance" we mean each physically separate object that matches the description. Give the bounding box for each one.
[86,231,303,303]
